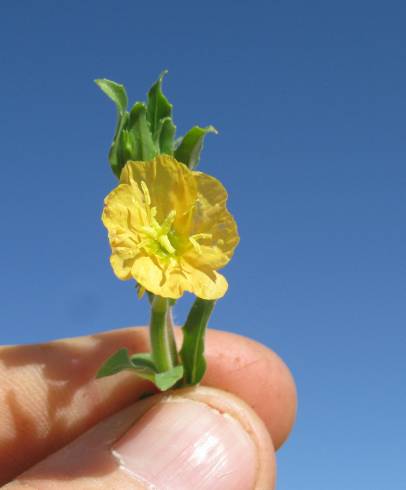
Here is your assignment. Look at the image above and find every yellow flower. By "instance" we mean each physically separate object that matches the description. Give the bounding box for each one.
[102,155,239,299]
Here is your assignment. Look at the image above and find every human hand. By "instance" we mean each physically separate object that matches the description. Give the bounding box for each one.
[0,327,296,489]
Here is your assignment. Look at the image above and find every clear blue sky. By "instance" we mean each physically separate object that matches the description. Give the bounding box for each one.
[1,1,405,488]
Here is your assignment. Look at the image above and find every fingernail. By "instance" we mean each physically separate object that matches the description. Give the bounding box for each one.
[112,398,258,490]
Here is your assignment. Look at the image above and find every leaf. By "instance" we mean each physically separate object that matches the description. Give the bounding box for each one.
[95,79,129,177]
[117,128,136,167]
[174,125,218,169]
[174,136,183,149]
[155,365,184,391]
[96,348,183,391]
[158,117,176,155]
[108,111,129,177]
[96,348,134,378]
[128,102,157,161]
[95,79,128,115]
[130,352,157,370]
[180,298,216,385]
[146,70,173,144]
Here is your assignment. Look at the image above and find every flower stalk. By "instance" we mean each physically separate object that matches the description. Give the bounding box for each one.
[166,307,179,365]
[149,295,176,372]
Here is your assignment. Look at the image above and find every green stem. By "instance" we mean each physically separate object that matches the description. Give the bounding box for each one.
[150,296,173,372]
[166,307,179,365]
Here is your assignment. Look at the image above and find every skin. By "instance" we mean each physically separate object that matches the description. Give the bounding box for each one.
[0,327,297,488]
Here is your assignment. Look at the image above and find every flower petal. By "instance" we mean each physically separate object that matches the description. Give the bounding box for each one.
[179,260,229,299]
[121,155,197,232]
[131,256,228,300]
[130,255,167,294]
[185,171,239,269]
[102,183,147,233]
[110,251,138,280]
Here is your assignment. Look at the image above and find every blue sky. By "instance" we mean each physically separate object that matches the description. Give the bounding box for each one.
[1,1,405,487]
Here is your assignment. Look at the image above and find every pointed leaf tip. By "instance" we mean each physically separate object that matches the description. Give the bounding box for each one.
[158,69,169,80]
[206,125,218,134]
[174,125,218,169]
[96,348,132,378]
[95,78,128,114]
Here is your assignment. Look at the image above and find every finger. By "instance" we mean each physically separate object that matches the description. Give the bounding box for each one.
[5,387,276,490]
[0,327,296,484]
[203,329,296,453]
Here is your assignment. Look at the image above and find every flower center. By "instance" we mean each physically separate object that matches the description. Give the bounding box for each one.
[136,180,212,261]
[140,209,178,258]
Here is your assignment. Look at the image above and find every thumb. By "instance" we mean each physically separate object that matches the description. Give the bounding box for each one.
[5,387,276,490]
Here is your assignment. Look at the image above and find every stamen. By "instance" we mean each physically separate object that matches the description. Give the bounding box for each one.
[140,225,156,238]
[130,191,179,259]
[159,235,176,255]
[189,236,202,254]
[161,209,176,234]
[191,233,212,241]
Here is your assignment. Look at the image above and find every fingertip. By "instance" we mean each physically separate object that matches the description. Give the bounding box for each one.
[204,329,297,448]
[8,387,276,490]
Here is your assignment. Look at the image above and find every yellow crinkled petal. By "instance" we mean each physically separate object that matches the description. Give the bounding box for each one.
[103,184,149,281]
[129,254,167,295]
[130,255,228,300]
[110,251,139,280]
[102,183,148,233]
[121,155,197,233]
[129,255,201,300]
[179,260,228,299]
[184,171,239,269]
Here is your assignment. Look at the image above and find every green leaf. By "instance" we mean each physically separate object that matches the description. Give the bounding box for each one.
[180,298,216,385]
[108,119,127,177]
[117,128,136,167]
[174,125,217,169]
[155,365,184,391]
[158,117,176,155]
[146,70,173,144]
[128,102,157,161]
[174,136,183,149]
[95,79,129,177]
[96,348,183,391]
[95,79,128,115]
[96,348,134,378]
[130,352,157,370]
[132,352,183,391]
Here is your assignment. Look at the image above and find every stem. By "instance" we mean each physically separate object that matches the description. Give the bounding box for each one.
[166,307,179,365]
[150,296,173,372]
